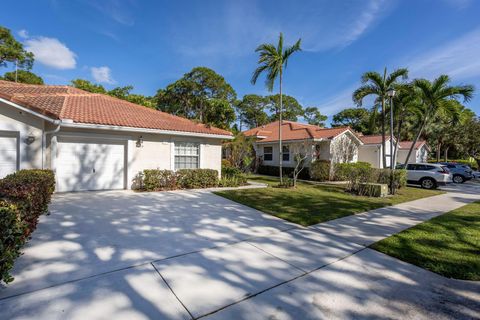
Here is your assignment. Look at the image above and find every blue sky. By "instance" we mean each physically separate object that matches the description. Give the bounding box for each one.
[2,0,480,120]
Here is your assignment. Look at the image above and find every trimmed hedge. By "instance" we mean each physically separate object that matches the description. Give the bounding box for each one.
[333,162,372,181]
[137,169,219,191]
[0,169,55,284]
[258,165,311,180]
[177,169,219,189]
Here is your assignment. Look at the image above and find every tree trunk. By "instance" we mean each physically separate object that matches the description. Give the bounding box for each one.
[404,108,430,166]
[444,147,449,162]
[381,97,387,168]
[279,69,283,184]
[436,142,441,162]
[394,111,404,170]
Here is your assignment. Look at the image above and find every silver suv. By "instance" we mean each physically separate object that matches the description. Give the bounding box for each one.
[437,162,473,183]
[404,163,452,189]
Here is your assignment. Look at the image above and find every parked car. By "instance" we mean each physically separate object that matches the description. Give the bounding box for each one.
[436,162,473,183]
[403,163,452,189]
[473,171,480,179]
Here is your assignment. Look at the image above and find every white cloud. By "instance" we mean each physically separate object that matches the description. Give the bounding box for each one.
[442,0,473,9]
[407,28,480,81]
[25,37,77,69]
[17,29,29,39]
[90,66,115,84]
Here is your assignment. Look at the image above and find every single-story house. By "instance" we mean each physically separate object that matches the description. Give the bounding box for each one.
[397,140,430,164]
[358,134,396,169]
[243,121,363,168]
[0,80,232,192]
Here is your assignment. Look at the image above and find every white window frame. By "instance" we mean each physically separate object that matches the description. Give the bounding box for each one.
[174,142,200,170]
[282,145,290,162]
[263,146,273,162]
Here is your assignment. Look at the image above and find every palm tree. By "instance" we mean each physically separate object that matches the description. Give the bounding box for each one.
[251,32,302,183]
[353,68,408,168]
[403,75,474,165]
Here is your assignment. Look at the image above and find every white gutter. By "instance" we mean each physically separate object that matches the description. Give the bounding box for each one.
[59,122,234,140]
[42,120,62,169]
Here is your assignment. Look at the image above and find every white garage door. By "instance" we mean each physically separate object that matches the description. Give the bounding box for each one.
[0,134,18,179]
[56,137,126,192]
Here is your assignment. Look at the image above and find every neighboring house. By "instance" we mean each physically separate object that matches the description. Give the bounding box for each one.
[358,134,396,169]
[243,121,363,168]
[397,140,430,164]
[0,80,232,192]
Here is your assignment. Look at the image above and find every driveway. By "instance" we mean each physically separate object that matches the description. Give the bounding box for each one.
[1,183,479,319]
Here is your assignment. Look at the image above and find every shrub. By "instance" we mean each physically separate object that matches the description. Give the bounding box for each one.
[376,169,407,191]
[219,174,248,187]
[221,159,233,168]
[0,202,24,284]
[0,169,55,284]
[177,169,219,189]
[310,160,331,181]
[333,162,372,181]
[222,166,242,178]
[142,170,178,191]
[257,165,310,180]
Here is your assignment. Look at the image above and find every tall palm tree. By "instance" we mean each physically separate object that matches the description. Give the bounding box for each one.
[404,75,474,165]
[353,68,408,168]
[251,32,302,183]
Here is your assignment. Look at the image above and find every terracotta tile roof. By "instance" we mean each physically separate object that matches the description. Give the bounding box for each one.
[399,140,428,150]
[243,121,357,143]
[360,134,392,145]
[0,80,231,136]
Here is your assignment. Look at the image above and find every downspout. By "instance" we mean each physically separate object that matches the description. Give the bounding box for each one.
[42,120,62,169]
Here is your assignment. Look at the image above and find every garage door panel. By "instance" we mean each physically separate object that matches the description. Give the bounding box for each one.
[0,135,18,178]
[56,137,125,192]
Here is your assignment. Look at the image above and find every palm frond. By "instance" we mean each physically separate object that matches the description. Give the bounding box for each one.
[283,38,302,69]
[352,84,379,106]
[360,71,383,87]
[386,68,409,85]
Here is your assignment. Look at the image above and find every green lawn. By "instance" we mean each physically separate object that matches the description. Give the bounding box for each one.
[371,201,480,281]
[214,175,443,226]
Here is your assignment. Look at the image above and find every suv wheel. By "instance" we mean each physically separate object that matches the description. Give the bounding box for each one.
[453,174,465,184]
[420,177,437,189]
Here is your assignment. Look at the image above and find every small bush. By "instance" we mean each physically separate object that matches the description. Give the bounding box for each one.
[310,160,331,181]
[142,170,178,191]
[219,174,248,187]
[221,159,233,168]
[333,162,372,181]
[222,166,242,178]
[177,169,219,189]
[0,169,55,284]
[376,169,407,191]
[0,202,24,284]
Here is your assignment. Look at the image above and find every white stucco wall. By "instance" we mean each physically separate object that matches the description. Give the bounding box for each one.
[358,145,382,168]
[0,101,45,174]
[49,127,224,189]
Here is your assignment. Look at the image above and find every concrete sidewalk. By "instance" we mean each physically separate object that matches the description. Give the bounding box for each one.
[1,183,479,319]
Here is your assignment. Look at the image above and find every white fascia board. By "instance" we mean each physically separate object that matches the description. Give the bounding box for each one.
[59,122,233,140]
[255,138,316,145]
[0,97,60,124]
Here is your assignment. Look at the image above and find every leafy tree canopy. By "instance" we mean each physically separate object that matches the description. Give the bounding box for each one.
[71,79,107,93]
[331,107,371,132]
[156,67,237,129]
[267,94,304,122]
[0,26,34,70]
[303,106,327,127]
[71,79,155,108]
[236,94,270,129]
[2,70,43,84]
